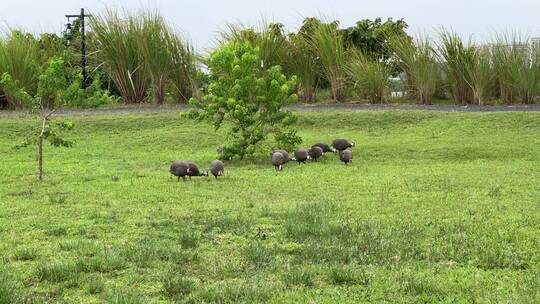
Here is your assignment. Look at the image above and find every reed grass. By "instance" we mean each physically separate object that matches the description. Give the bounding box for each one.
[347,50,391,103]
[0,30,41,108]
[307,22,347,102]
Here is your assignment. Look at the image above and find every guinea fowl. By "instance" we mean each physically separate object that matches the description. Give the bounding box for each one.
[292,148,310,163]
[272,149,291,163]
[312,143,336,154]
[210,160,224,179]
[272,151,286,171]
[339,149,353,165]
[186,162,208,179]
[332,139,355,152]
[308,146,324,161]
[170,160,191,181]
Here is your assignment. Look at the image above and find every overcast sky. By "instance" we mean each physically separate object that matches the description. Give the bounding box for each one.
[2,0,540,51]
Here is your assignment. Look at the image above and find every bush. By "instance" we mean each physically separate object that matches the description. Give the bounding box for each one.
[186,41,301,159]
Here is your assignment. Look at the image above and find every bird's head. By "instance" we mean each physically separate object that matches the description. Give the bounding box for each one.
[202,171,209,177]
[350,142,356,147]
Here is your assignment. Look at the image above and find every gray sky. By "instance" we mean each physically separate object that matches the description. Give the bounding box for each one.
[2,0,540,51]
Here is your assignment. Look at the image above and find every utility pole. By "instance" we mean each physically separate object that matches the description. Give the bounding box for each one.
[65,8,91,88]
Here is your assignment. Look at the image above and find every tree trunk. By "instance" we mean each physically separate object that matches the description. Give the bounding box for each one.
[38,117,46,181]
[38,111,48,181]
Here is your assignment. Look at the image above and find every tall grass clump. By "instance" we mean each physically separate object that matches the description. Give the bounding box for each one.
[437,30,476,104]
[91,11,149,103]
[468,46,494,105]
[347,50,391,103]
[221,22,289,70]
[139,13,173,104]
[287,33,319,102]
[91,10,197,104]
[390,35,439,104]
[492,33,540,104]
[308,22,347,102]
[0,30,41,108]
[167,35,199,102]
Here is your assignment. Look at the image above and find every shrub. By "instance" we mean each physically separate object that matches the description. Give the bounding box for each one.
[186,41,301,159]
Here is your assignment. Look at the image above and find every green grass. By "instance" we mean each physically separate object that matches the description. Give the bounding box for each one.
[0,110,539,303]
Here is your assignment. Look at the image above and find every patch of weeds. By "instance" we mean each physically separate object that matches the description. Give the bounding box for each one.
[58,239,98,256]
[161,271,197,299]
[121,243,156,267]
[199,213,254,235]
[283,201,337,241]
[111,175,120,182]
[326,266,370,286]
[0,271,20,304]
[281,266,315,287]
[159,246,199,265]
[7,189,33,197]
[44,226,68,237]
[86,275,105,295]
[107,289,145,304]
[76,226,98,239]
[487,184,503,198]
[242,241,273,268]
[75,249,126,274]
[12,246,38,261]
[399,270,446,298]
[48,193,68,205]
[36,260,78,283]
[179,230,200,249]
[186,280,273,303]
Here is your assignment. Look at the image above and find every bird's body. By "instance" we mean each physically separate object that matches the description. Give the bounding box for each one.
[339,149,353,164]
[170,160,191,180]
[312,143,336,154]
[186,162,208,178]
[272,152,286,171]
[210,160,224,179]
[293,148,310,163]
[272,149,290,163]
[308,146,324,161]
[332,139,355,152]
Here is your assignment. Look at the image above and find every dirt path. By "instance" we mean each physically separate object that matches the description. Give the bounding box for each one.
[1,103,539,117]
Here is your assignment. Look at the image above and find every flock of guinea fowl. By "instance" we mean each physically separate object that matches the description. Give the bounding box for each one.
[169,138,355,181]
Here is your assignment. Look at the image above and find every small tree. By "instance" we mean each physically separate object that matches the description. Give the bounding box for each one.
[1,57,75,181]
[185,41,301,160]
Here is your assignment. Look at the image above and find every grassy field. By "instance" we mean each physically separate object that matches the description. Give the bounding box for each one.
[1,110,539,303]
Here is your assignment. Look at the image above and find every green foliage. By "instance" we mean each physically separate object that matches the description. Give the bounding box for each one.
[186,41,300,159]
[0,30,41,108]
[343,17,410,61]
[65,75,119,108]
